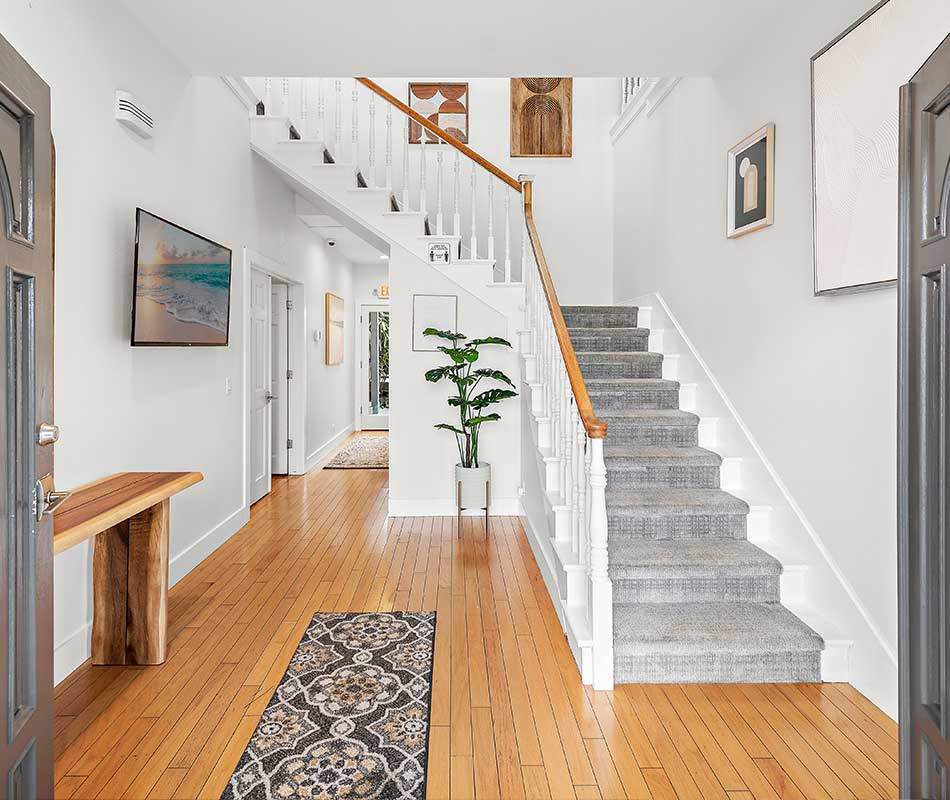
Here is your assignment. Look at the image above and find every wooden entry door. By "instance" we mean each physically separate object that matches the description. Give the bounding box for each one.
[0,33,55,800]
[898,32,950,800]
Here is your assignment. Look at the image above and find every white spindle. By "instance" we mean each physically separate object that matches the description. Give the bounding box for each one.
[419,137,427,216]
[521,207,529,284]
[574,414,584,556]
[367,91,376,188]
[436,150,444,235]
[334,79,343,160]
[263,78,273,116]
[560,367,571,506]
[487,178,495,265]
[504,186,512,284]
[281,78,290,119]
[385,105,393,189]
[402,116,410,211]
[351,82,360,182]
[469,163,478,258]
[317,79,326,144]
[588,438,613,690]
[453,151,461,235]
[300,78,309,138]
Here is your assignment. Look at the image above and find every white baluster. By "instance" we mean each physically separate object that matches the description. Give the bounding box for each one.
[300,78,309,138]
[367,91,376,188]
[402,116,410,211]
[487,177,495,266]
[317,79,326,144]
[351,82,360,183]
[385,105,393,189]
[263,78,273,115]
[334,79,343,160]
[561,367,571,506]
[574,413,584,557]
[504,186,512,284]
[419,137,427,216]
[521,209,529,284]
[453,151,461,236]
[436,150,444,235]
[469,164,477,258]
[281,78,290,119]
[588,437,613,690]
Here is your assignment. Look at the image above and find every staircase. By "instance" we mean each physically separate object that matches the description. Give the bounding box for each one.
[562,305,823,682]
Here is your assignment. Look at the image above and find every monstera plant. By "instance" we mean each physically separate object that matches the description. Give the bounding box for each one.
[424,327,518,513]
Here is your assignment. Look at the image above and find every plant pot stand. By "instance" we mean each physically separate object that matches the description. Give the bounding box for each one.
[456,466,490,535]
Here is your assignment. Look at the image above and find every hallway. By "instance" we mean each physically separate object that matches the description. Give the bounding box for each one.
[52,463,898,799]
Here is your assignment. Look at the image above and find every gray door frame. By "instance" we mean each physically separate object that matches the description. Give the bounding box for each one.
[898,31,950,800]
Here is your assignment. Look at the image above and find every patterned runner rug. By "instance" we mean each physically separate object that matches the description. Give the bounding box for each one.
[324,433,389,469]
[221,611,436,800]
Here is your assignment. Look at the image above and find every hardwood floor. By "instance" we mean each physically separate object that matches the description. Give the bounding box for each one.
[53,462,899,799]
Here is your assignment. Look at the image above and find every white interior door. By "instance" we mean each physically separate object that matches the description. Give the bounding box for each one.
[249,268,273,504]
[360,304,390,430]
[271,282,289,475]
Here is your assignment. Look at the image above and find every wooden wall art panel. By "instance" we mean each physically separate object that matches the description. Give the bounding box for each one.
[510,77,572,157]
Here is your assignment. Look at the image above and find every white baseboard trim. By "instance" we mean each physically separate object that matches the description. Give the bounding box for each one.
[169,504,250,587]
[54,621,92,686]
[305,425,356,472]
[388,497,522,517]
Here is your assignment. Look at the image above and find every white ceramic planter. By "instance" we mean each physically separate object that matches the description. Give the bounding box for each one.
[456,463,490,510]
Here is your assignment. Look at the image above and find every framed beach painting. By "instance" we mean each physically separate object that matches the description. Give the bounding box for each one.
[131,208,232,346]
[727,123,774,238]
[811,0,950,294]
[326,292,344,365]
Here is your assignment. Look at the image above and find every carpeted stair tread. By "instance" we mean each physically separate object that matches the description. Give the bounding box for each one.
[568,327,650,353]
[608,539,780,574]
[599,409,698,423]
[576,351,664,379]
[586,378,679,388]
[606,488,749,515]
[604,446,721,464]
[612,602,822,653]
[562,306,639,328]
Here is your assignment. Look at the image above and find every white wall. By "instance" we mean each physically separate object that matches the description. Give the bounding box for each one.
[612,1,899,712]
[0,0,357,683]
[373,78,617,304]
[388,245,520,515]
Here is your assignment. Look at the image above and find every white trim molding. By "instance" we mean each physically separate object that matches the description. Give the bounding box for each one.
[306,425,356,472]
[221,76,260,113]
[610,77,681,144]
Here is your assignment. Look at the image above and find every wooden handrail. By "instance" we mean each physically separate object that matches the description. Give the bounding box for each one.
[356,77,522,192]
[523,181,607,439]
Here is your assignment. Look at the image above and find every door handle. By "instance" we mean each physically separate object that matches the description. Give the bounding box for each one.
[37,422,59,446]
[265,392,275,402]
[33,473,71,522]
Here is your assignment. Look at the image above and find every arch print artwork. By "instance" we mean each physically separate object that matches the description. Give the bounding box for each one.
[510,77,573,157]
[408,82,468,144]
[727,123,774,238]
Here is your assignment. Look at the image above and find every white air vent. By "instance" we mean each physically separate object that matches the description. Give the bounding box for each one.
[115,91,154,138]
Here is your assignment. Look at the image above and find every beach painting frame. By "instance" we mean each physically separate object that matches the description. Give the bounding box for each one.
[131,208,232,346]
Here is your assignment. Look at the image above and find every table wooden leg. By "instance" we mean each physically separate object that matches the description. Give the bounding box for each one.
[90,499,169,665]
[91,522,129,665]
[126,499,169,665]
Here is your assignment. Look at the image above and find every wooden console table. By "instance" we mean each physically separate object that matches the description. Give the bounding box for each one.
[53,471,203,666]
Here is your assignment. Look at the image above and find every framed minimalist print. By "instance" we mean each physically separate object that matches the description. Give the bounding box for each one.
[412,294,457,351]
[811,0,950,294]
[325,292,344,365]
[408,83,468,144]
[510,78,573,157]
[727,123,774,238]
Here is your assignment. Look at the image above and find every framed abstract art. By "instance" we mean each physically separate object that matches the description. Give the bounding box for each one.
[726,123,774,239]
[408,83,468,144]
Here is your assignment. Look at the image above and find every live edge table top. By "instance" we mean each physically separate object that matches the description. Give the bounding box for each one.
[53,471,203,555]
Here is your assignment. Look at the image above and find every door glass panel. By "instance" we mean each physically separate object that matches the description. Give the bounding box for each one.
[0,90,34,243]
[4,267,36,742]
[366,311,389,415]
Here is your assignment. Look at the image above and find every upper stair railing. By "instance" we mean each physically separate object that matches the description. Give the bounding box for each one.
[252,76,613,686]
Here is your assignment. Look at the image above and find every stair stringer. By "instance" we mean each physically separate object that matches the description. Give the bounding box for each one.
[249,118,523,321]
[627,291,897,718]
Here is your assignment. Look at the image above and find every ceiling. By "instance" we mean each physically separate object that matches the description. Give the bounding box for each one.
[298,210,389,266]
[119,0,801,76]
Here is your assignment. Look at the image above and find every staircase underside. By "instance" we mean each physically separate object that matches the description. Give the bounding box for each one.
[563,305,822,683]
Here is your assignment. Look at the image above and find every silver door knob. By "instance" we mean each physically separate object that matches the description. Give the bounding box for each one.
[37,422,59,446]
[265,392,275,403]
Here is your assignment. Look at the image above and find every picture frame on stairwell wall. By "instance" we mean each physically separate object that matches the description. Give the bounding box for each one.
[510,77,573,157]
[726,122,774,238]
[408,82,469,144]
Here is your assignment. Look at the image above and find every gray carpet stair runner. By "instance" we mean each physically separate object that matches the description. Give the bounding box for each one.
[563,305,823,683]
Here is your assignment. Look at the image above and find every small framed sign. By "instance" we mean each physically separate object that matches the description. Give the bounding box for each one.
[412,294,457,351]
[727,123,774,238]
[428,242,452,265]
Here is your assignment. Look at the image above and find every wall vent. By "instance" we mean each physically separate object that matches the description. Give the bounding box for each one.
[114,91,154,138]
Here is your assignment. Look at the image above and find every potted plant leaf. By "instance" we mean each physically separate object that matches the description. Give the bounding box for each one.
[423,328,518,512]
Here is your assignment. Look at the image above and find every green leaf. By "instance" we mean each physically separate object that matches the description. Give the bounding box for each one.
[464,413,501,427]
[471,368,515,387]
[447,397,468,407]
[468,336,512,348]
[470,388,518,409]
[437,345,479,364]
[423,328,466,341]
[425,366,455,382]
[434,423,465,434]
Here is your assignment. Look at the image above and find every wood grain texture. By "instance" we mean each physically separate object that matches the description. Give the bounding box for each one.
[53,444,897,798]
[91,523,129,665]
[127,499,170,665]
[523,181,606,438]
[54,472,202,554]
[510,78,573,158]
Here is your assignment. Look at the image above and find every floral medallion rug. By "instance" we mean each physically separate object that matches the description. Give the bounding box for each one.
[324,433,389,469]
[221,611,436,800]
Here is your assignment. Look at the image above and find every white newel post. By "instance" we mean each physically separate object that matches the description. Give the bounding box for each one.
[588,437,613,689]
[367,92,376,188]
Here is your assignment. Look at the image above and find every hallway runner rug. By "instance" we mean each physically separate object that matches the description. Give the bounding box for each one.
[221,611,436,800]
[324,433,389,469]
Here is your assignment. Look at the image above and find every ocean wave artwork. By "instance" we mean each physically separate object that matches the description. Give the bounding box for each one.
[133,210,232,345]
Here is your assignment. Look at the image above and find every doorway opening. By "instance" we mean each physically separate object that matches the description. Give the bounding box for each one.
[359,302,390,431]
